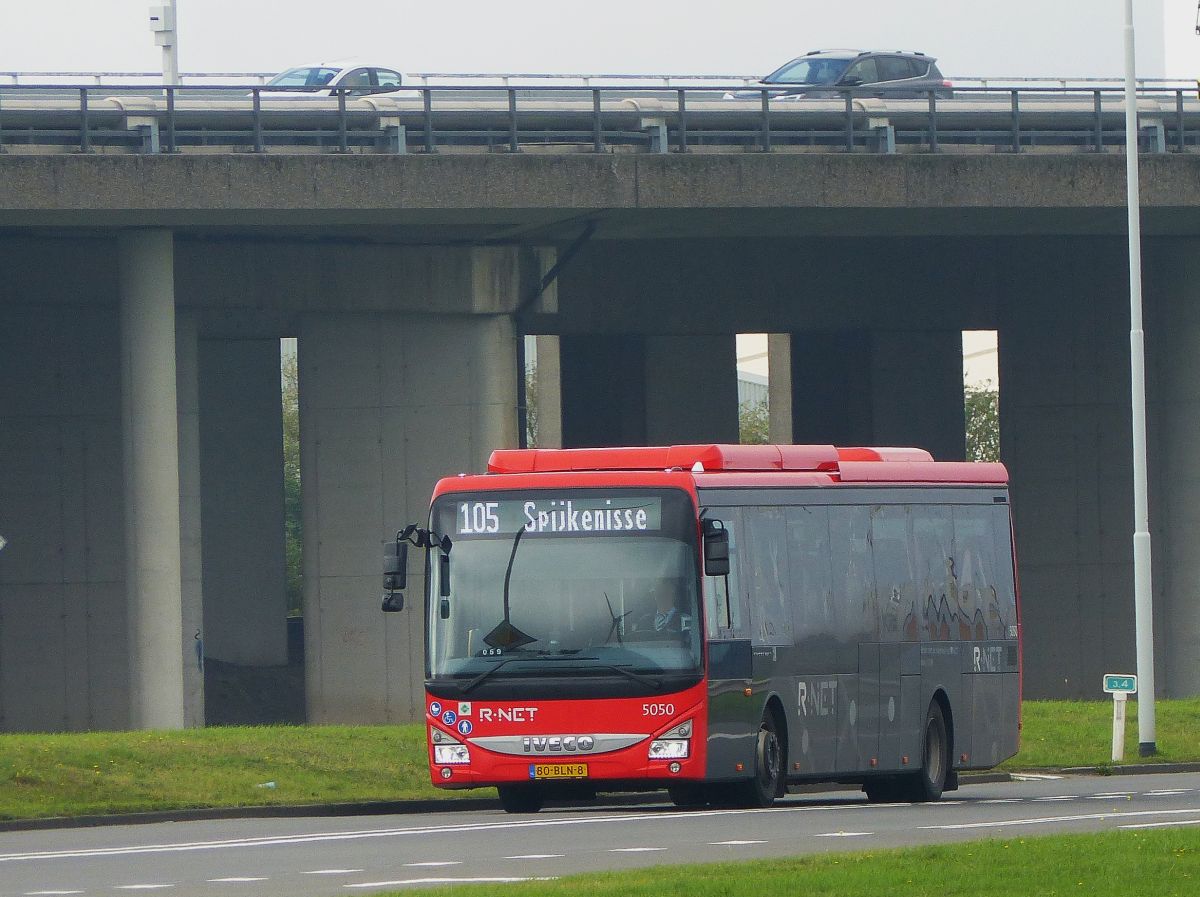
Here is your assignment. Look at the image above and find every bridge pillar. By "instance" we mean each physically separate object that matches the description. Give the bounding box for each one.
[787,330,965,460]
[118,229,187,729]
[560,334,738,447]
[1147,240,1200,697]
[299,309,519,723]
[175,310,206,727]
[198,339,289,672]
[998,239,1136,700]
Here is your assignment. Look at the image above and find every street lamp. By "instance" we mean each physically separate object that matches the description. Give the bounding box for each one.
[1123,0,1156,757]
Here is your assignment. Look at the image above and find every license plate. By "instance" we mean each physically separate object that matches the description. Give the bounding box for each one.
[530,763,588,779]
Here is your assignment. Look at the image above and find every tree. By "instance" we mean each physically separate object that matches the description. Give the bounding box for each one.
[281,352,303,616]
[964,382,1000,462]
[524,362,539,448]
[739,398,770,445]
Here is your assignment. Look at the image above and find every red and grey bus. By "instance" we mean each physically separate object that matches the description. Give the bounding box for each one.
[381,444,1021,813]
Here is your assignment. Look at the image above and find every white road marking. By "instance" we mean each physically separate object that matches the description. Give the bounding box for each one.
[504,854,564,859]
[1010,773,1063,781]
[609,847,666,853]
[923,807,1200,830]
[1147,790,1187,796]
[1120,819,1200,830]
[206,878,268,883]
[815,832,873,838]
[980,799,1021,803]
[710,840,767,845]
[346,878,548,888]
[0,805,869,864]
[115,886,174,891]
[1091,793,1133,798]
[403,861,461,867]
[1033,796,1074,801]
[302,870,363,875]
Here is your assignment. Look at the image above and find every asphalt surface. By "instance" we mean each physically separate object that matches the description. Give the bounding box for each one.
[2,770,1199,896]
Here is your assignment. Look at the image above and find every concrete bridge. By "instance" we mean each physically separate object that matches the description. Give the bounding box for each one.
[2,149,1200,731]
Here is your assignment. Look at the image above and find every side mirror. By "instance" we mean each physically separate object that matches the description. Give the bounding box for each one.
[382,591,405,612]
[839,75,864,87]
[702,518,730,577]
[383,540,408,591]
[439,552,451,598]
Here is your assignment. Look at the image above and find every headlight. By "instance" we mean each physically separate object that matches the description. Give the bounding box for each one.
[649,739,689,760]
[434,744,470,764]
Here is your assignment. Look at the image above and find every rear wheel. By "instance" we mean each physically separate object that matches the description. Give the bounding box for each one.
[905,701,949,802]
[733,710,785,808]
[497,785,544,814]
[863,776,902,803]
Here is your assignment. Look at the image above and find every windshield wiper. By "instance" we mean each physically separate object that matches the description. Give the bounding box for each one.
[482,526,538,650]
[596,663,660,689]
[459,655,660,693]
[603,592,631,646]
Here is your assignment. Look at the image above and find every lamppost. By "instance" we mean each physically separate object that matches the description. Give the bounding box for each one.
[149,2,180,86]
[1123,0,1156,757]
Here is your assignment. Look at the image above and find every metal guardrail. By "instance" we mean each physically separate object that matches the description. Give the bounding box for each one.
[0,83,1197,156]
[2,71,1198,90]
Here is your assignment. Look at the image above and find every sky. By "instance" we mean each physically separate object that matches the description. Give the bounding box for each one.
[2,0,1198,80]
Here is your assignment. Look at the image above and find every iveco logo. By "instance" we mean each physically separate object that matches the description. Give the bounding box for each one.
[522,735,596,753]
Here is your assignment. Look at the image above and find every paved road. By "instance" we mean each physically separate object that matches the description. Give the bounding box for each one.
[2,773,1198,896]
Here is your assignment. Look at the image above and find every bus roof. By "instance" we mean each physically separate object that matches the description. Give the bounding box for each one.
[487,445,1007,485]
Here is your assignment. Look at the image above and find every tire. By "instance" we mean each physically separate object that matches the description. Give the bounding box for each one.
[497,785,544,814]
[667,783,709,808]
[863,776,902,803]
[905,700,949,802]
[733,710,785,808]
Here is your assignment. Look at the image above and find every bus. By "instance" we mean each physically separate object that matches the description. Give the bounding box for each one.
[381,443,1021,813]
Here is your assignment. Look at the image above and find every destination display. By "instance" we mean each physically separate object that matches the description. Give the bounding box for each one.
[450,496,662,537]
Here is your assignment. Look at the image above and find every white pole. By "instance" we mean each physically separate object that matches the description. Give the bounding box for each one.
[1123,0,1156,756]
[1112,692,1127,762]
[163,0,179,86]
[151,1,180,86]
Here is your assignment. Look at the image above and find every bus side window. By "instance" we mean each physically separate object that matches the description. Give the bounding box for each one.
[910,505,953,642]
[870,504,909,642]
[743,507,792,646]
[785,505,832,640]
[990,504,1018,632]
[704,512,743,636]
[954,506,1006,640]
[829,505,876,647]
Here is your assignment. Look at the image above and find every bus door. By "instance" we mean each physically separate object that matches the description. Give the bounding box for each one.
[701,508,756,778]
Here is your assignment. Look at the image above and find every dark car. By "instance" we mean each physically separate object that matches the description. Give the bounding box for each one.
[728,50,953,100]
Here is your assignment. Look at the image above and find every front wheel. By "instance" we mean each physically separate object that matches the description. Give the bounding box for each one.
[733,711,785,808]
[497,785,544,814]
[905,700,949,802]
[667,783,709,808]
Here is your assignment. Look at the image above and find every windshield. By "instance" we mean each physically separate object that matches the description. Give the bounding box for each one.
[266,66,341,88]
[763,57,851,85]
[427,489,701,685]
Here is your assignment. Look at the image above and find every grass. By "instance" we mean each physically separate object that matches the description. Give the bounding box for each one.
[0,725,448,820]
[1006,697,1200,770]
[0,698,1197,820]
[379,830,1200,897]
